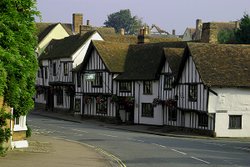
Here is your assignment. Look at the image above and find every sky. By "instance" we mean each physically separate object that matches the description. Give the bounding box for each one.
[36,0,250,35]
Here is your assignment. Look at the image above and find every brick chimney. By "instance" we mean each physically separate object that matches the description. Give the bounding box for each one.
[196,19,202,30]
[73,13,83,34]
[172,29,176,35]
[137,28,150,44]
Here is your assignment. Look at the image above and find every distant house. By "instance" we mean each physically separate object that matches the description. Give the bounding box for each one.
[37,31,103,111]
[182,19,202,41]
[175,43,250,137]
[182,28,196,41]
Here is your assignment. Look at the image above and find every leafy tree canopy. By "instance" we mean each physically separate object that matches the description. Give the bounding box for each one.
[235,13,250,44]
[0,0,39,117]
[217,29,236,44]
[104,9,144,35]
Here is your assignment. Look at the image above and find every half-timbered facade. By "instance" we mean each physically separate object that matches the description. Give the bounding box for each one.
[80,41,130,119]
[38,31,103,111]
[116,42,186,125]
[175,43,250,137]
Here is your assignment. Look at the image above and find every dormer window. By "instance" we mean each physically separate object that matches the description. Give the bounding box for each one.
[164,74,173,90]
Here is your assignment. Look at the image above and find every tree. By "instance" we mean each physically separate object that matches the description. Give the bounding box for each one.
[235,14,250,44]
[0,0,39,117]
[217,29,236,44]
[104,9,143,35]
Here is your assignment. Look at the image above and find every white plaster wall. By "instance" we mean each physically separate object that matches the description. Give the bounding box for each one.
[37,24,70,55]
[134,81,164,125]
[72,32,103,68]
[208,88,250,137]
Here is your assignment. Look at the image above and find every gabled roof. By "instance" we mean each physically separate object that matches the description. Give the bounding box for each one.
[116,42,186,81]
[163,48,184,78]
[151,24,170,35]
[39,31,97,60]
[36,23,73,43]
[178,43,250,87]
[81,41,130,73]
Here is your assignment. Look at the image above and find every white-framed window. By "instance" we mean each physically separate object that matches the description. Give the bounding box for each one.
[14,116,27,131]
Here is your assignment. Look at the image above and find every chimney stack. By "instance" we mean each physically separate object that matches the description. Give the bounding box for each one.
[73,13,83,34]
[235,21,240,29]
[137,28,150,44]
[120,28,125,35]
[196,19,202,30]
[172,29,176,35]
[86,20,90,26]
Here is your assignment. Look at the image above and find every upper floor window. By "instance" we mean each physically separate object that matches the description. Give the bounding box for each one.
[77,73,81,87]
[64,63,68,76]
[188,84,198,101]
[164,74,173,90]
[229,115,242,129]
[44,67,48,79]
[119,81,132,92]
[92,72,103,87]
[142,103,154,117]
[143,81,152,95]
[53,63,56,76]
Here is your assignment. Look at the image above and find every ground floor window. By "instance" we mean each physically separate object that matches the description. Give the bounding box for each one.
[168,107,177,121]
[142,103,154,117]
[75,99,81,112]
[229,115,242,129]
[96,96,107,114]
[198,113,208,127]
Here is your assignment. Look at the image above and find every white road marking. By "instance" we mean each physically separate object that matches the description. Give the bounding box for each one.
[234,146,250,151]
[152,143,166,148]
[171,148,187,155]
[100,133,118,138]
[135,139,144,143]
[190,156,210,164]
[72,128,89,133]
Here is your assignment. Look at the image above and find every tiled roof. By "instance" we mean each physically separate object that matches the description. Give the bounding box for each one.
[116,42,186,81]
[163,48,184,78]
[39,31,96,60]
[183,43,250,87]
[36,23,73,43]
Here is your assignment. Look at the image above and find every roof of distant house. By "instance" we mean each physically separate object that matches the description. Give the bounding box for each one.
[178,43,250,87]
[39,31,97,60]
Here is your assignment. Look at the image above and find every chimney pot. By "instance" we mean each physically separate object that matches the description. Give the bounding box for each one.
[172,29,176,35]
[196,19,202,30]
[120,28,125,35]
[86,20,90,26]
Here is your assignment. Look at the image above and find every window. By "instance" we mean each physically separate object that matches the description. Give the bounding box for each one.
[92,72,103,87]
[198,113,208,127]
[164,75,173,90]
[77,73,81,87]
[142,103,154,117]
[44,67,48,79]
[229,115,242,129]
[56,88,63,105]
[75,99,81,112]
[53,63,56,76]
[14,117,20,125]
[168,108,177,121]
[143,81,152,94]
[119,81,132,92]
[64,63,68,76]
[96,97,107,114]
[188,84,198,101]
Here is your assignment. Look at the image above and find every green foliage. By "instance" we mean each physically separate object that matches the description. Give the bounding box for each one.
[235,13,250,44]
[217,29,236,44]
[0,0,39,117]
[0,108,12,127]
[104,9,144,35]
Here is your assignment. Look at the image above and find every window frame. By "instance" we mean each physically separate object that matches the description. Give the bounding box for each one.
[198,113,208,127]
[141,103,154,117]
[143,81,153,95]
[119,81,132,93]
[188,84,198,101]
[63,62,68,76]
[56,88,63,105]
[229,115,242,129]
[164,74,173,90]
[92,72,103,88]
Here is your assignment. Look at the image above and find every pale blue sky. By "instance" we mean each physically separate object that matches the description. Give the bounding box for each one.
[36,0,250,34]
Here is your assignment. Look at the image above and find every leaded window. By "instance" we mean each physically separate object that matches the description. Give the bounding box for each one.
[119,81,132,92]
[143,81,152,95]
[142,103,154,117]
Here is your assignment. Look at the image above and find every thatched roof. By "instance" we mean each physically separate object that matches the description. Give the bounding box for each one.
[178,43,250,87]
[39,31,96,60]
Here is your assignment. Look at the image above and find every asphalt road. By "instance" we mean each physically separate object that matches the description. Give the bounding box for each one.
[28,114,250,167]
